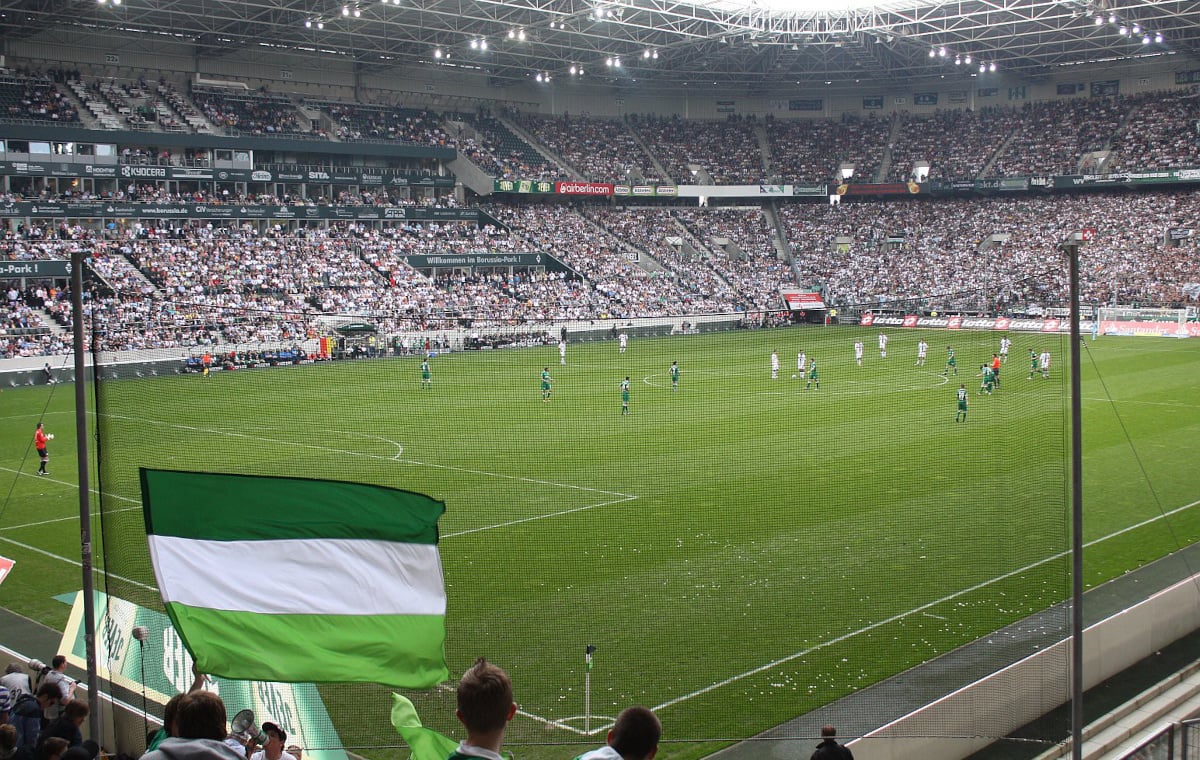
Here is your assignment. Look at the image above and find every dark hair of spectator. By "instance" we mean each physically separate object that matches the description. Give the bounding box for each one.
[456,657,513,733]
[174,691,228,741]
[63,700,89,722]
[610,706,662,760]
[38,737,70,760]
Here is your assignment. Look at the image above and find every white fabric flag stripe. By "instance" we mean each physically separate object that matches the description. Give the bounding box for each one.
[148,535,446,616]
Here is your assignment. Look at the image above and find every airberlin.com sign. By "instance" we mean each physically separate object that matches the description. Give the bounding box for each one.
[555,181,614,196]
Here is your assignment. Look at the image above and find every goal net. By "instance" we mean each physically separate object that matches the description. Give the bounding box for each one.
[1096,306,1191,337]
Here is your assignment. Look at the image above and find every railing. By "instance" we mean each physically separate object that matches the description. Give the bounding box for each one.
[1181,719,1200,760]
[1125,724,1175,760]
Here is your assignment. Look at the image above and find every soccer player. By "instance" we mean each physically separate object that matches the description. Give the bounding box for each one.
[618,332,628,354]
[201,352,212,378]
[670,361,679,392]
[854,340,864,366]
[34,422,51,476]
[541,367,553,401]
[797,350,807,379]
[999,336,1012,363]
[878,332,888,359]
[977,365,994,395]
[621,377,631,415]
[916,339,928,367]
[805,359,820,390]
[420,358,432,390]
[942,346,958,376]
[956,384,969,422]
[771,350,780,379]
[1039,350,1051,378]
[1027,349,1039,380]
[559,340,567,366]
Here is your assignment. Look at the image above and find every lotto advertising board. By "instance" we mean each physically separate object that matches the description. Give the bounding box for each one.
[857,313,1098,334]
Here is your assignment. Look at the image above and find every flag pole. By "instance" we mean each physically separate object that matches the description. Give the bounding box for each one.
[584,645,595,734]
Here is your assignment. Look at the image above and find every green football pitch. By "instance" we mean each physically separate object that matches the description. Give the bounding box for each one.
[1,325,1198,760]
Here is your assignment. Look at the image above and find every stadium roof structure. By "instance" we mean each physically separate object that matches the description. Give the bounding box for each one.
[2,0,1198,92]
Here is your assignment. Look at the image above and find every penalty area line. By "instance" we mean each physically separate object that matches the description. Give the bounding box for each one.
[650,496,1200,716]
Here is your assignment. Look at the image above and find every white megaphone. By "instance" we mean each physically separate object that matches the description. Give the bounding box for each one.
[230,709,267,745]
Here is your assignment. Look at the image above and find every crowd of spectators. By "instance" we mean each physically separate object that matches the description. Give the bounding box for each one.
[886,107,1027,182]
[778,190,1200,310]
[0,78,79,123]
[766,114,891,184]
[318,103,455,146]
[190,87,309,136]
[988,97,1125,177]
[512,113,661,183]
[1106,91,1200,172]
[632,115,765,184]
[2,190,1198,358]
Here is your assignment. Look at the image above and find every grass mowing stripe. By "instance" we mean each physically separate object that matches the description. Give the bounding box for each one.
[647,496,1200,717]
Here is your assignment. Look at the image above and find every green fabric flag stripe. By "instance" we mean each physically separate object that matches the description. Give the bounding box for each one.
[141,469,444,544]
[165,602,449,688]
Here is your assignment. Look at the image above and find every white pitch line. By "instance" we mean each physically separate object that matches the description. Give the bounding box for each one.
[1082,397,1200,409]
[443,495,639,539]
[102,412,635,499]
[0,533,157,592]
[650,496,1200,715]
[1,505,141,532]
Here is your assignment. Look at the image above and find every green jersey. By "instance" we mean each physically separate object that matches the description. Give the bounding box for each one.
[621,379,630,401]
[541,369,552,389]
[957,387,968,410]
[670,364,679,382]
[421,360,430,379]
[808,362,819,380]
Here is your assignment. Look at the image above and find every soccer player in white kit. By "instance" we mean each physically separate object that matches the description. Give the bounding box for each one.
[618,332,628,353]
[559,340,567,365]
[771,350,780,379]
[797,351,807,380]
[916,339,928,366]
[999,336,1012,363]
[878,333,889,358]
[854,340,864,366]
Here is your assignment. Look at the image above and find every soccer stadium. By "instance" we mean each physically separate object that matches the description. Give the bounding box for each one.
[0,1,1199,760]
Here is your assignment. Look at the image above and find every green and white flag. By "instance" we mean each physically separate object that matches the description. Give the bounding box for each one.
[140,469,449,688]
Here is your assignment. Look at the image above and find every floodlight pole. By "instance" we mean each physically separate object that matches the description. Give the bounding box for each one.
[1064,237,1084,760]
[71,246,101,745]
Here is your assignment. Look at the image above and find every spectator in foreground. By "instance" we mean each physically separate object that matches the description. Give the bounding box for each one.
[1,664,32,699]
[811,725,854,760]
[247,723,294,760]
[39,700,87,748]
[0,724,34,760]
[140,692,243,760]
[447,657,516,760]
[574,705,661,760]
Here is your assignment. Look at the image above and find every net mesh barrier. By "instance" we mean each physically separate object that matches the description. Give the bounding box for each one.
[86,287,1071,760]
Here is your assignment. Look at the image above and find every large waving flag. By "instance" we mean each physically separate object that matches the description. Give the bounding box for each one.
[140,469,449,687]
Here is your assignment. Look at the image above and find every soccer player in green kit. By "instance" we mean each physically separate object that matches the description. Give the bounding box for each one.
[956,384,969,422]
[420,358,431,389]
[942,346,958,376]
[977,365,994,395]
[621,376,631,415]
[805,359,820,390]
[541,367,553,401]
[1027,349,1039,380]
[670,361,679,391]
